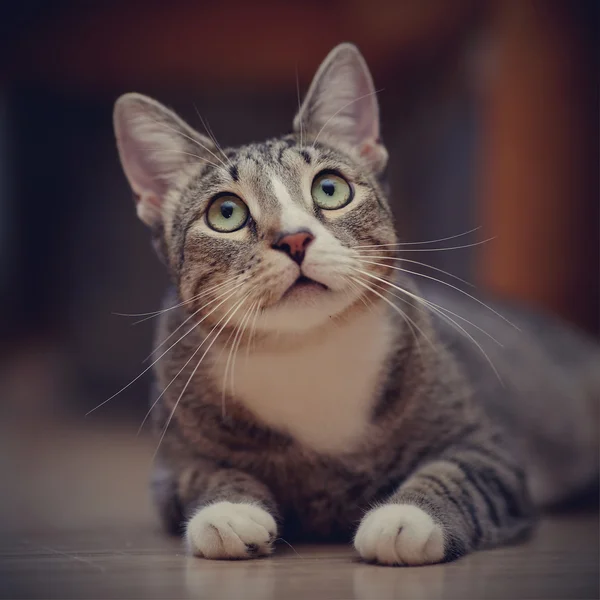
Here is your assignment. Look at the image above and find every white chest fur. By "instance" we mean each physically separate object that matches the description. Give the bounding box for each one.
[214,307,393,454]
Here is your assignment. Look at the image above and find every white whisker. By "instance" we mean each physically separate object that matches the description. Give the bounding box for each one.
[426,304,504,384]
[147,276,250,359]
[246,300,262,362]
[360,270,502,347]
[152,149,227,175]
[150,118,230,172]
[118,273,244,323]
[344,275,372,311]
[222,296,256,416]
[275,537,304,558]
[354,227,482,248]
[352,268,503,383]
[354,259,520,330]
[139,288,250,435]
[355,256,473,288]
[351,275,433,352]
[153,291,253,458]
[295,66,303,147]
[353,237,496,253]
[228,299,258,407]
[87,285,244,416]
[421,297,503,347]
[351,275,424,352]
[192,104,233,169]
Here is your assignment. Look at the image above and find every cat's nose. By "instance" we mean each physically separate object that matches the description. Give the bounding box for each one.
[272,230,315,265]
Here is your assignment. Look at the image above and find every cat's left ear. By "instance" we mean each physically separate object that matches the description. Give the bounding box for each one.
[294,43,387,173]
[113,93,215,229]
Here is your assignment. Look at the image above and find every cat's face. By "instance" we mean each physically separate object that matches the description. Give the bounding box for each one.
[114,44,396,335]
[169,137,396,333]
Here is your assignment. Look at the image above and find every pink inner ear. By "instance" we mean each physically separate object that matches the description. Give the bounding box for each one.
[138,190,161,208]
[359,141,377,159]
[359,140,388,172]
[136,191,163,226]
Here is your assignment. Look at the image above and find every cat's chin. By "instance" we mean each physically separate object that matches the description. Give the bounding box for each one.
[280,275,329,303]
[254,284,362,335]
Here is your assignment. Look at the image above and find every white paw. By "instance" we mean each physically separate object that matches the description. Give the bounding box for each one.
[185,501,277,560]
[354,504,445,566]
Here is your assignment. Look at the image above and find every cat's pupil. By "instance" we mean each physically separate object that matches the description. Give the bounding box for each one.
[220,202,235,219]
[322,180,336,196]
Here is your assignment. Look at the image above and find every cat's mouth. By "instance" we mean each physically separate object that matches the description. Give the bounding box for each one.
[281,275,328,300]
[295,275,328,290]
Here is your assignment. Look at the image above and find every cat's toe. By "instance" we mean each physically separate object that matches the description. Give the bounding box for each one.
[354,504,445,566]
[185,501,277,560]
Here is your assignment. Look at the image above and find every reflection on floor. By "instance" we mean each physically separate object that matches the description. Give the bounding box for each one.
[1,420,598,599]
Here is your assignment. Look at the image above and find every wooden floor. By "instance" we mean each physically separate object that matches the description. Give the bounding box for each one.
[1,420,598,599]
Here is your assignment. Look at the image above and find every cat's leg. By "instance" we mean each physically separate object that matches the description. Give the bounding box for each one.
[151,460,186,535]
[151,458,279,560]
[354,442,534,565]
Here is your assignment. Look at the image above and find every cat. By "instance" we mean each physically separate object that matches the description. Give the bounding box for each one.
[112,43,599,565]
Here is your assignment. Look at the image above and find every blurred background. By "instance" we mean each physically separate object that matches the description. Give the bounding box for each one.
[0,0,597,534]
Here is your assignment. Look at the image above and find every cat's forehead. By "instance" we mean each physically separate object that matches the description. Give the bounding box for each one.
[187,136,356,216]
[225,140,318,225]
[228,137,323,179]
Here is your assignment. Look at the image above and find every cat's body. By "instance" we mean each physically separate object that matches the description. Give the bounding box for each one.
[114,44,599,565]
[151,277,598,546]
[423,283,599,508]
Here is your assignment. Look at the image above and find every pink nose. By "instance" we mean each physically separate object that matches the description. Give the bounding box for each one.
[272,230,315,265]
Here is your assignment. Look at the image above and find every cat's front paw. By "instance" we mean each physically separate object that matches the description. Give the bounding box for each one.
[354,504,444,566]
[186,501,277,560]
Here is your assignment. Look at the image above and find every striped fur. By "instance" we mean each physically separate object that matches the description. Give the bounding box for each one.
[114,44,599,564]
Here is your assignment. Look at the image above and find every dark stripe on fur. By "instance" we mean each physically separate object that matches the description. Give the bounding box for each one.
[417,474,474,527]
[452,458,502,527]
[299,150,312,164]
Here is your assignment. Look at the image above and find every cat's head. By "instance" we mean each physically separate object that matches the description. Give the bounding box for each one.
[114,43,396,335]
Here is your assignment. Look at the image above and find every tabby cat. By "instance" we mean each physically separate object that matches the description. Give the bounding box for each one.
[113,43,599,565]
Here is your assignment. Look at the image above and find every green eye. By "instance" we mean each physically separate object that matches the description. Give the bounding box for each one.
[311,171,353,210]
[206,194,249,232]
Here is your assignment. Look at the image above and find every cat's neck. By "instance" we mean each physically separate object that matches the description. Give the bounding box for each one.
[209,300,397,454]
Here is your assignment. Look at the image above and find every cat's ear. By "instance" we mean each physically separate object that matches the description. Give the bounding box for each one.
[294,43,387,172]
[114,93,215,228]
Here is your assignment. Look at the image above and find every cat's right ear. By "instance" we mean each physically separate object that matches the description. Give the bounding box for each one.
[113,93,214,228]
[294,43,387,173]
